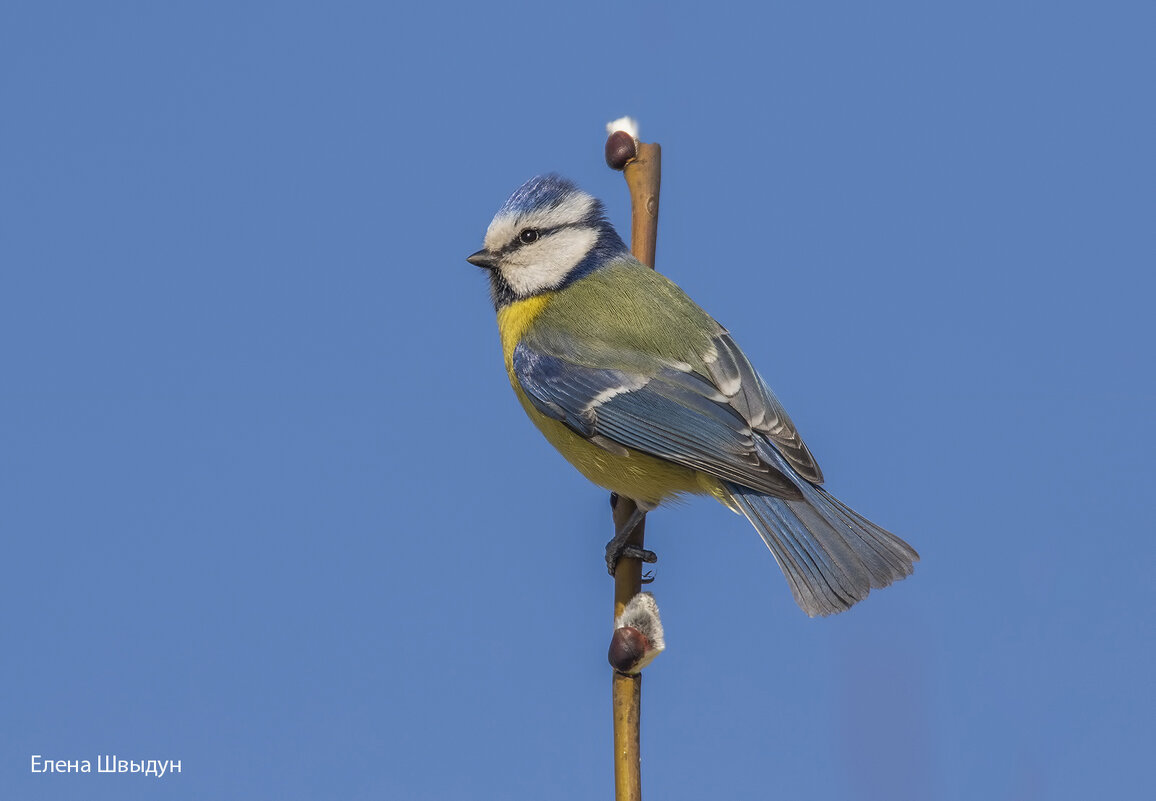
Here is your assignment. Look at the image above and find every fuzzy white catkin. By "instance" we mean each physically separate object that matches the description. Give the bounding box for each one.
[605,116,639,141]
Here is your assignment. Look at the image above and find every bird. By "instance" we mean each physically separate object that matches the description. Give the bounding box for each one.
[467,174,917,616]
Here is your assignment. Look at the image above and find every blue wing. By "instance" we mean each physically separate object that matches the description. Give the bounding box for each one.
[701,332,823,484]
[512,342,804,499]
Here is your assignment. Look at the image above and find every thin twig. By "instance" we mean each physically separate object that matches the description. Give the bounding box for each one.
[611,139,661,801]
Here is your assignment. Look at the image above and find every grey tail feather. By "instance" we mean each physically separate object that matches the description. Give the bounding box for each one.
[725,479,919,617]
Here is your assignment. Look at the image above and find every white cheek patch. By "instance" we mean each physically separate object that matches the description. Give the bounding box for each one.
[499,227,598,296]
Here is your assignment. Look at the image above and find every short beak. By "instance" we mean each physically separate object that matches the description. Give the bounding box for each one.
[467,249,498,270]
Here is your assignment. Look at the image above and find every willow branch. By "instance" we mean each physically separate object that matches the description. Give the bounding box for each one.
[609,133,661,801]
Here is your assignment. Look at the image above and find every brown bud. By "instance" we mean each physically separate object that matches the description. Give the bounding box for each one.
[605,130,638,171]
[608,625,649,674]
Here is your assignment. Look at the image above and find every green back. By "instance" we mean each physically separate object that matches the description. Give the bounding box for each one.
[527,258,724,374]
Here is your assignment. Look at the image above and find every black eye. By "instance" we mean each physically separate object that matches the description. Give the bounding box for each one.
[518,228,539,245]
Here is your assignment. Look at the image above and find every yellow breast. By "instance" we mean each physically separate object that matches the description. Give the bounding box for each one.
[495,295,727,507]
[496,294,552,372]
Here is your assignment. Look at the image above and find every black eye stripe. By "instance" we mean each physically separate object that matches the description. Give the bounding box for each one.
[499,223,579,256]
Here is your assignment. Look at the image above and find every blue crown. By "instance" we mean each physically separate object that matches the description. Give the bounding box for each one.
[499,174,584,218]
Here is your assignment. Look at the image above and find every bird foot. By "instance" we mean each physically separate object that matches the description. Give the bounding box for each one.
[605,541,657,576]
[605,494,655,575]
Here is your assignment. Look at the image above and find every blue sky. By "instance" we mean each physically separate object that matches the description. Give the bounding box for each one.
[2,2,1153,799]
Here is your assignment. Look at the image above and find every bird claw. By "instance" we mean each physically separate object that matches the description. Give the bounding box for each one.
[605,541,658,576]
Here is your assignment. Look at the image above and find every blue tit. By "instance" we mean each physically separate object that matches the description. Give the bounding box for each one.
[467,174,917,616]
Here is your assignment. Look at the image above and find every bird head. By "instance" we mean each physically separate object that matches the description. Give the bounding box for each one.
[468,175,629,308]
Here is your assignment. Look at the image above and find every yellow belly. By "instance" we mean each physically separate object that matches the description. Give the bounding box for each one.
[516,387,715,505]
